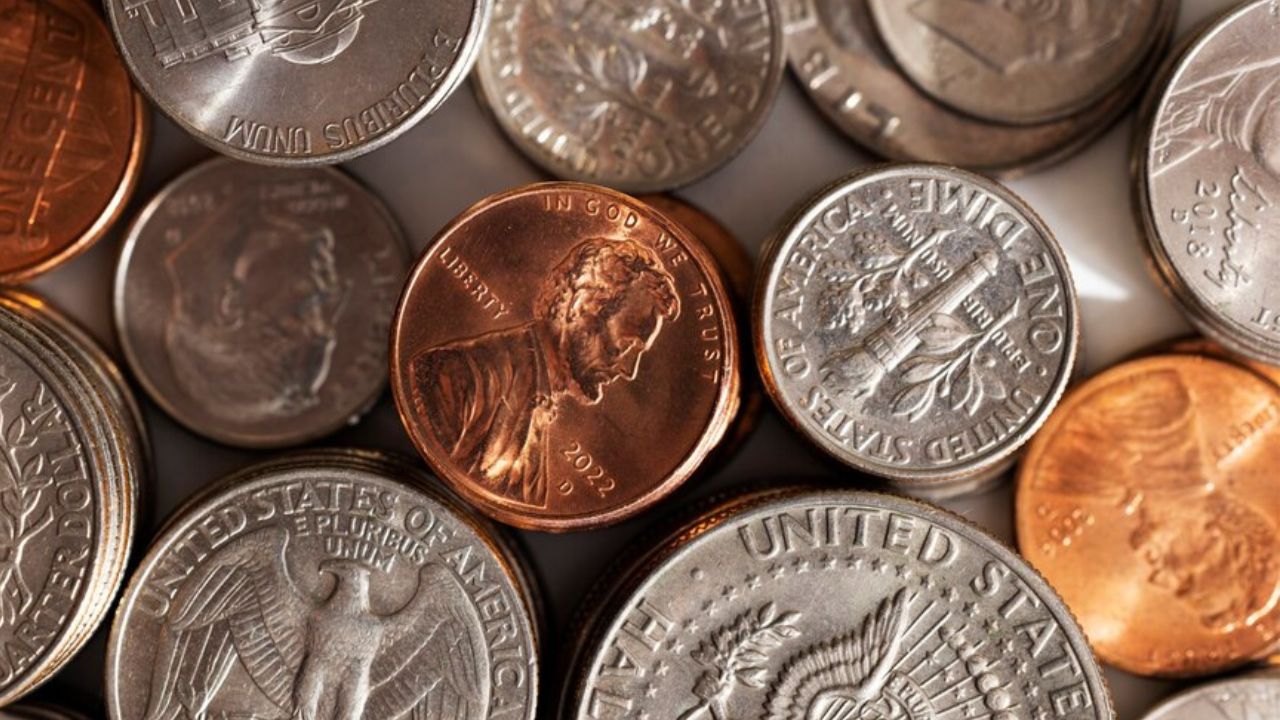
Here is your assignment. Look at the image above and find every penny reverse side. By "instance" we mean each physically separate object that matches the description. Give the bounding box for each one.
[756,165,1078,486]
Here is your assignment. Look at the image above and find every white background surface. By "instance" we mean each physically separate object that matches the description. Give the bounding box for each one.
[27,0,1250,715]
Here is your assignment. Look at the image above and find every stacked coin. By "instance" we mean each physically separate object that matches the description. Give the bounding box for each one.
[1134,0,1280,365]
[107,448,540,720]
[474,0,786,191]
[755,164,1079,497]
[640,195,764,471]
[106,0,491,164]
[391,182,740,531]
[563,487,1115,719]
[0,0,148,282]
[1137,673,1280,719]
[1017,354,1280,677]
[783,0,1178,175]
[0,290,145,704]
[113,157,408,448]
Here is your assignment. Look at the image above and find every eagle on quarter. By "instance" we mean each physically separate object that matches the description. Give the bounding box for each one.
[142,525,489,720]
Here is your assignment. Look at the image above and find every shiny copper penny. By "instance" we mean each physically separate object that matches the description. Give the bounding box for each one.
[0,0,146,282]
[391,183,739,531]
[640,194,762,469]
[1017,354,1280,677]
[1154,335,1280,390]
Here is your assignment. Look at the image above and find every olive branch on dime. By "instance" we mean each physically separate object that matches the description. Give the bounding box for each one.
[0,364,56,627]
[529,37,666,143]
[677,603,802,720]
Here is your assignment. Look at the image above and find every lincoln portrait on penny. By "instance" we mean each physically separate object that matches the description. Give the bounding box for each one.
[410,237,680,509]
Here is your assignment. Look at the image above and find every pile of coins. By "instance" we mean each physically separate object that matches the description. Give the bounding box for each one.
[0,0,1279,716]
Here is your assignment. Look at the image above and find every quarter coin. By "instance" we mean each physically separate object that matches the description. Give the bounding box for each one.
[565,488,1114,720]
[1138,675,1280,719]
[106,449,540,720]
[0,0,147,281]
[391,182,739,531]
[1017,355,1280,677]
[474,0,785,192]
[755,164,1078,488]
[106,0,490,164]
[866,0,1165,126]
[114,157,408,448]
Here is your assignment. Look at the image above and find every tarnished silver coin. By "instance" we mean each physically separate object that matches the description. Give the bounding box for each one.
[755,165,1078,488]
[565,488,1113,719]
[1138,0,1280,365]
[107,449,540,720]
[866,0,1165,126]
[1139,675,1280,720]
[106,0,490,165]
[475,0,785,192]
[114,157,408,448]
[782,0,1175,175]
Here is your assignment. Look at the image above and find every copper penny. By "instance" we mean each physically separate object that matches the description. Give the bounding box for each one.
[640,194,762,469]
[1017,354,1280,677]
[0,0,146,282]
[1150,335,1280,390]
[391,182,739,531]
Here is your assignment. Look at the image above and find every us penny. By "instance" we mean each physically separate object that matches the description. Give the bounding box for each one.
[106,0,489,165]
[474,0,785,192]
[1017,355,1280,677]
[782,0,1172,175]
[1139,0,1280,364]
[391,182,739,531]
[755,165,1078,488]
[866,0,1165,126]
[114,157,408,449]
[1138,675,1280,720]
[106,450,540,720]
[565,488,1114,720]
[0,0,147,281]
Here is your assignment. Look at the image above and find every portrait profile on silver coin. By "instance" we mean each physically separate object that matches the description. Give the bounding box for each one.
[163,205,352,424]
[410,237,679,508]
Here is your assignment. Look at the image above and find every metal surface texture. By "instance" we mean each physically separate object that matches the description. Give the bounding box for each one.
[755,165,1078,488]
[474,0,786,192]
[106,0,490,165]
[113,157,408,448]
[1138,674,1280,720]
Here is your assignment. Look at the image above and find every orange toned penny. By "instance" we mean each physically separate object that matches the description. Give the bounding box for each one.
[1017,354,1280,677]
[0,0,145,281]
[1156,335,1280,389]
[391,182,740,531]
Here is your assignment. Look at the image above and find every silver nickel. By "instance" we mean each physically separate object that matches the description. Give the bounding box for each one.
[106,0,490,165]
[1140,0,1280,364]
[756,165,1078,486]
[475,0,785,192]
[566,489,1113,720]
[114,157,408,449]
[1139,675,1280,720]
[106,451,539,720]
[867,0,1165,126]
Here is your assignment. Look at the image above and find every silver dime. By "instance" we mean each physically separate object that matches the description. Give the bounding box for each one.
[1138,0,1280,364]
[755,165,1078,487]
[866,0,1165,126]
[782,0,1175,175]
[1139,675,1280,720]
[106,0,490,165]
[107,450,540,720]
[565,488,1113,720]
[474,0,785,192]
[114,157,408,448]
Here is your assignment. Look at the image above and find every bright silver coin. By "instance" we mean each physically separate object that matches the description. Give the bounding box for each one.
[1139,675,1280,720]
[475,0,785,192]
[107,450,540,720]
[566,489,1113,720]
[755,165,1078,487]
[866,0,1165,126]
[1139,0,1280,364]
[114,157,408,449]
[106,0,490,165]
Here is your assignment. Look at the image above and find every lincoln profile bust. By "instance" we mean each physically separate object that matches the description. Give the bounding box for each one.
[411,237,680,509]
